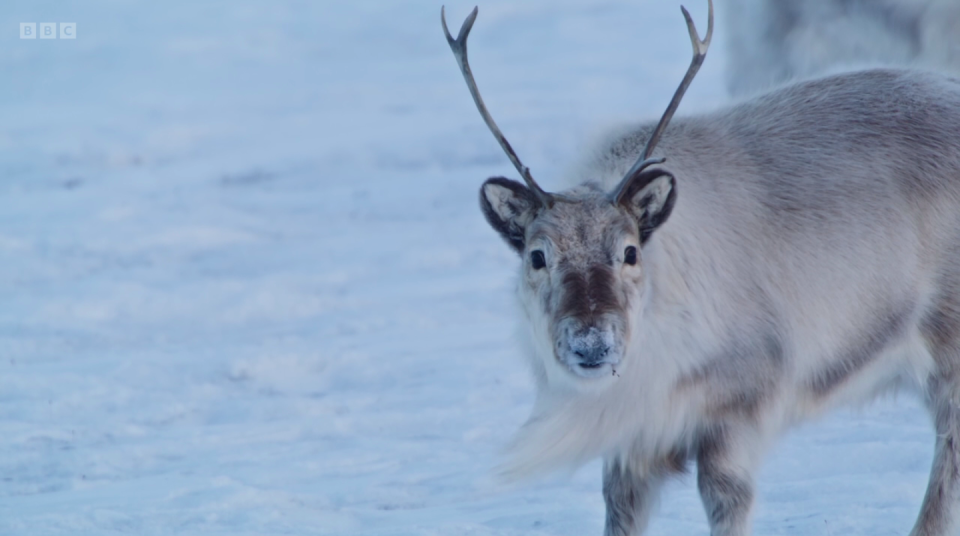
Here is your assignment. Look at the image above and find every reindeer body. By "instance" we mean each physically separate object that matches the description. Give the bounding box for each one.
[442,4,960,534]
[502,67,960,535]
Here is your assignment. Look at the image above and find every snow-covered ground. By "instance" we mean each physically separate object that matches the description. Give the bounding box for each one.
[0,1,937,534]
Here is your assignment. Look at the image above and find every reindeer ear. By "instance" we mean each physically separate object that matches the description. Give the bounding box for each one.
[619,169,677,244]
[480,177,540,254]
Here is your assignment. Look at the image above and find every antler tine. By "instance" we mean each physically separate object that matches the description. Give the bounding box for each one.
[442,6,556,208]
[611,0,714,204]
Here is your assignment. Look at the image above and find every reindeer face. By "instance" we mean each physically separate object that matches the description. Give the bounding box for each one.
[480,174,676,380]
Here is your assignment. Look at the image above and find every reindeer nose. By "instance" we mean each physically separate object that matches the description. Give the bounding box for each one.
[574,345,609,366]
[569,328,612,367]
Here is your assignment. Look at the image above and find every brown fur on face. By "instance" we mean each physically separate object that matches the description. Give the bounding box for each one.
[558,265,621,326]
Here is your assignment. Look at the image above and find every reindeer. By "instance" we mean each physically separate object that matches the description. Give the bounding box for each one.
[442,1,960,535]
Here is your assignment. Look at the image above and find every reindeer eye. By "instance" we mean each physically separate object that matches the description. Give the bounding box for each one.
[624,246,637,266]
[530,250,546,270]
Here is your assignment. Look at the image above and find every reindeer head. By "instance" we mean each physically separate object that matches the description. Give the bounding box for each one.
[442,2,712,381]
[480,176,677,379]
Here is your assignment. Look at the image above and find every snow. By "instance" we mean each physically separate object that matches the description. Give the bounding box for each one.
[0,0,935,534]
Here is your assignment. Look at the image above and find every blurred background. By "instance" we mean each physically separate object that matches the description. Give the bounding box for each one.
[0,1,945,534]
[726,0,960,96]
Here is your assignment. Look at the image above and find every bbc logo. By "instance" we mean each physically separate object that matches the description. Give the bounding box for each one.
[20,23,76,40]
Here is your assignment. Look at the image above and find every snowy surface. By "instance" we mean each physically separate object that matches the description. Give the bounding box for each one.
[0,0,936,534]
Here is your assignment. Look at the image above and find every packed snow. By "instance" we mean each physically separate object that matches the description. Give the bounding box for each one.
[0,0,937,534]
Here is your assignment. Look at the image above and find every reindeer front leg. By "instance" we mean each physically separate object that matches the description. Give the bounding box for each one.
[603,458,669,536]
[696,423,764,536]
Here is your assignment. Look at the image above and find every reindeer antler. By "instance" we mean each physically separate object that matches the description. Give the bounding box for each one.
[611,0,714,204]
[442,6,556,208]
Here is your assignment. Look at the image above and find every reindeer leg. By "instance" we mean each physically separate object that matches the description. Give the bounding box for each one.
[696,423,765,536]
[603,454,685,536]
[915,282,960,536]
[911,375,960,536]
